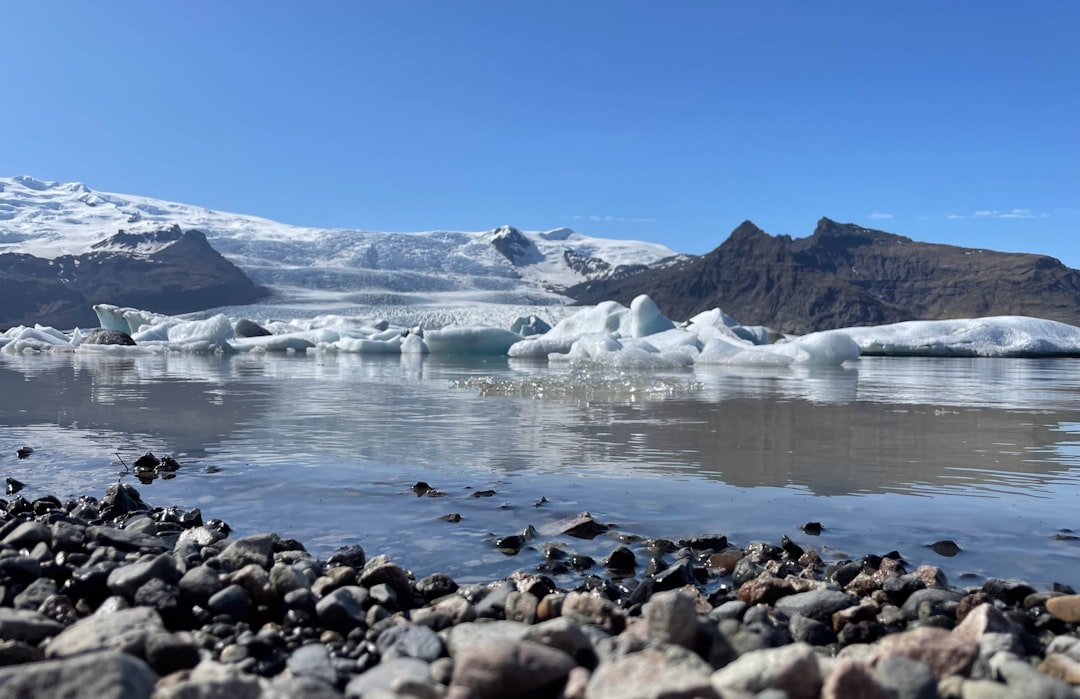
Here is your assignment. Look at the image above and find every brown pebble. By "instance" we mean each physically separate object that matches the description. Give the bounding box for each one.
[1038,653,1080,684]
[875,626,977,679]
[822,659,892,699]
[1046,594,1080,623]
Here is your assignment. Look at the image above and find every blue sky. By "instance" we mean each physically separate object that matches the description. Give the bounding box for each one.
[2,2,1077,267]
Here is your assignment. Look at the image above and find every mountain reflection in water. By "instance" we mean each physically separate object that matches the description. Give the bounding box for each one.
[1,353,1078,586]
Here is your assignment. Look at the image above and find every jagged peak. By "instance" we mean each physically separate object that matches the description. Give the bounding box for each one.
[489,225,523,240]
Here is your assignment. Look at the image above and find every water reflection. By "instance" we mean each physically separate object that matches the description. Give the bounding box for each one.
[1,352,1079,585]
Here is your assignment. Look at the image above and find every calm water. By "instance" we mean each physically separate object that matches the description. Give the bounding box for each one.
[1,351,1078,588]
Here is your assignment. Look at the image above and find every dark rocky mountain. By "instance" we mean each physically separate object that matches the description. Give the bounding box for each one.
[0,225,268,330]
[569,218,1080,334]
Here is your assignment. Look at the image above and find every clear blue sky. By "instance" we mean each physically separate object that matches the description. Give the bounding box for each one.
[2,2,1077,267]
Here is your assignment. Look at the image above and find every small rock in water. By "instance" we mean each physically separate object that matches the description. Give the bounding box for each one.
[439,513,462,523]
[471,489,496,498]
[16,446,33,459]
[928,540,962,557]
[412,481,432,496]
[801,521,824,535]
[6,477,25,495]
[543,511,612,540]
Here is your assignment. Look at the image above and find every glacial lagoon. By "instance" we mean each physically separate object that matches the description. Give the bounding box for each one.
[2,351,1078,589]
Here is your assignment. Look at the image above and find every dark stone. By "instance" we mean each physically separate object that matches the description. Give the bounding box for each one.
[179,564,226,606]
[208,584,255,621]
[326,544,366,570]
[144,630,201,675]
[983,577,1038,607]
[315,586,368,633]
[416,572,458,601]
[928,540,961,557]
[234,318,272,338]
[801,522,824,536]
[788,613,837,646]
[376,622,445,662]
[85,328,137,345]
[603,545,636,574]
[775,589,858,623]
[98,483,151,520]
[5,478,24,495]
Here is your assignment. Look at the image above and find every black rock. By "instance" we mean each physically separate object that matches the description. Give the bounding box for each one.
[327,544,366,570]
[84,328,136,346]
[98,483,151,520]
[929,540,962,557]
[6,478,24,495]
[208,584,255,621]
[415,573,458,602]
[801,522,824,536]
[16,446,33,459]
[234,318,273,338]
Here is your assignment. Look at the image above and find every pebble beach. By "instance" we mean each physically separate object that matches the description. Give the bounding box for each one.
[1,483,1079,698]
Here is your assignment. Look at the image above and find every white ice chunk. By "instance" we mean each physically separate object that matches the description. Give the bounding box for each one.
[1,326,74,353]
[824,316,1080,357]
[400,333,429,354]
[626,295,675,338]
[332,337,403,354]
[423,326,524,355]
[93,304,168,335]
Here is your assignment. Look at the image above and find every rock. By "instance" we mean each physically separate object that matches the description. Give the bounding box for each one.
[376,622,444,662]
[264,676,341,699]
[327,544,366,569]
[85,327,137,345]
[738,574,795,605]
[234,318,272,337]
[644,589,698,648]
[588,644,717,699]
[1038,653,1080,685]
[450,639,576,698]
[155,658,263,699]
[1046,594,1080,623]
[343,657,430,698]
[0,608,66,645]
[0,650,157,698]
[709,642,821,699]
[993,656,1075,698]
[2,520,52,548]
[316,586,369,634]
[445,620,530,656]
[874,626,977,679]
[899,588,962,620]
[215,533,276,572]
[952,603,1016,642]
[521,616,596,667]
[207,584,254,621]
[872,656,939,699]
[561,591,625,633]
[789,613,837,646]
[107,552,181,600]
[541,511,611,540]
[97,483,151,520]
[774,589,858,623]
[179,564,226,606]
[822,658,892,699]
[286,642,337,685]
[144,630,201,676]
[45,606,163,659]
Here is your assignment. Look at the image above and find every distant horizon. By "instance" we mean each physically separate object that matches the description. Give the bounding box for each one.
[2,2,1076,267]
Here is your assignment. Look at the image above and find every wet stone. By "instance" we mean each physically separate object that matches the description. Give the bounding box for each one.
[774,588,858,623]
[450,639,576,699]
[376,621,444,662]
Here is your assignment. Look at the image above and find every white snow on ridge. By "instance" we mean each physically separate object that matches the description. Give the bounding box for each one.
[0,175,677,304]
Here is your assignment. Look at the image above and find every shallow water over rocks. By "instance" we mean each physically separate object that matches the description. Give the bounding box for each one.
[1,352,1078,588]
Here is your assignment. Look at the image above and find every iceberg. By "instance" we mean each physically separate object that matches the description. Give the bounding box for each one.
[3,296,1079,362]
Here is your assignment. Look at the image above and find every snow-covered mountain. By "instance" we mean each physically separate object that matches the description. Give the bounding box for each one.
[0,175,680,309]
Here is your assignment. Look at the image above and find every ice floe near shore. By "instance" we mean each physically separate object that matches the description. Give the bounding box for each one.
[2,296,1079,363]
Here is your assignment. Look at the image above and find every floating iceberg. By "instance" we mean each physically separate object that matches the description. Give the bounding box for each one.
[3,296,1079,362]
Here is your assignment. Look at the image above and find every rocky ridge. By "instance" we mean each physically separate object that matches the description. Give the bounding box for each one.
[569,218,1080,334]
[0,225,267,330]
[0,484,1078,698]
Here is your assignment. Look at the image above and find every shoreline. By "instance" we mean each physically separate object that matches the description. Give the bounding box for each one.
[1,485,1079,698]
